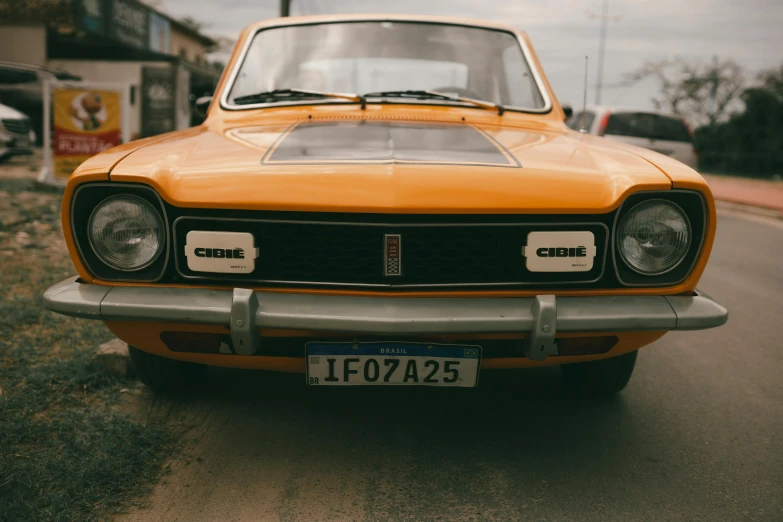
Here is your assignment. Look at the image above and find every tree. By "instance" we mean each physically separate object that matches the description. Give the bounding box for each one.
[178,16,206,32]
[624,57,745,127]
[695,62,783,177]
[211,36,236,54]
[758,63,783,99]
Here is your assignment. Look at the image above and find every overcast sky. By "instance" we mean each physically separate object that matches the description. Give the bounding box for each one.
[158,0,783,110]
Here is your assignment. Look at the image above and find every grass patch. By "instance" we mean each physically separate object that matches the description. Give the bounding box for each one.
[0,179,172,521]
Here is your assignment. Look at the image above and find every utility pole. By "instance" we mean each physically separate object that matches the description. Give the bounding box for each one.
[281,0,291,17]
[594,0,609,105]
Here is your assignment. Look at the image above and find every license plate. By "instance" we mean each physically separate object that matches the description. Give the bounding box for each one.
[306,342,481,387]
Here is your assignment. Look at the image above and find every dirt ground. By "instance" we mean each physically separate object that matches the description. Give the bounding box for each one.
[0,151,41,179]
[0,153,71,299]
[0,154,72,300]
[0,153,171,521]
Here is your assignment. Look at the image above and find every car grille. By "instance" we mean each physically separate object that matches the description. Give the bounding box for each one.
[171,214,611,289]
[2,118,30,136]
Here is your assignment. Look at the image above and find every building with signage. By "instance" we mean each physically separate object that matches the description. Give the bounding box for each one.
[0,0,219,140]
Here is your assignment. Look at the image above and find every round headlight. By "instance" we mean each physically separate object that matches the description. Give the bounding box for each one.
[618,200,691,275]
[88,195,165,271]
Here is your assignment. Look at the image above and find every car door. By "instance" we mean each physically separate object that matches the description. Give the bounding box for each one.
[0,66,45,144]
[600,111,655,149]
[650,114,698,169]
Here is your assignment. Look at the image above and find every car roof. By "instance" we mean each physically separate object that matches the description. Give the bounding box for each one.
[0,60,81,80]
[243,14,527,37]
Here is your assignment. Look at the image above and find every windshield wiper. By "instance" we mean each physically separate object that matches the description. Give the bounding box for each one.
[363,90,505,115]
[233,88,505,114]
[232,88,365,106]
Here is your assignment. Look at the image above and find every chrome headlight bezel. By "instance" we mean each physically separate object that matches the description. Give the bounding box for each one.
[71,183,170,283]
[617,199,692,276]
[612,190,707,287]
[87,194,166,271]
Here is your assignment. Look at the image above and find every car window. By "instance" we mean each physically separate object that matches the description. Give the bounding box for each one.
[653,115,692,142]
[297,57,469,93]
[0,67,38,84]
[567,110,595,131]
[500,44,545,108]
[227,21,546,109]
[603,112,655,139]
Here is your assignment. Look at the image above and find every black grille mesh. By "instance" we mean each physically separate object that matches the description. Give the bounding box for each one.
[259,223,381,283]
[173,216,609,288]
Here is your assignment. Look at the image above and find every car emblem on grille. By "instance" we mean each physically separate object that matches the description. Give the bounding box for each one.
[384,234,402,276]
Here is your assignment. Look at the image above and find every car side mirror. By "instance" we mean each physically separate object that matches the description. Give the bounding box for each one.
[194,96,213,118]
[562,105,573,120]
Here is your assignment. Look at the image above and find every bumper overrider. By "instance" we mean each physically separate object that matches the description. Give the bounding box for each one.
[44,277,727,361]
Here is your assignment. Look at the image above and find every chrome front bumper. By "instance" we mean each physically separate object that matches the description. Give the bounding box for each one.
[43,277,728,360]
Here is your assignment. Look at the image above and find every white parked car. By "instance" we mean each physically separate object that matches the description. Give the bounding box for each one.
[0,103,33,163]
[567,106,698,170]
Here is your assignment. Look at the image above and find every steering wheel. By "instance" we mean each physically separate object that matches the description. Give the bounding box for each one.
[432,86,484,100]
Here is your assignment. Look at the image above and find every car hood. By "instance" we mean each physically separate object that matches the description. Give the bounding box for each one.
[0,103,27,119]
[109,119,672,214]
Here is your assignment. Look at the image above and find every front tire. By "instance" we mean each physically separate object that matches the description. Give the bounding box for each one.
[128,345,206,394]
[560,350,638,396]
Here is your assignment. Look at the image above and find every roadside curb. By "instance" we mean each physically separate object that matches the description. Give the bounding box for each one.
[711,195,783,214]
[703,174,783,215]
[715,200,783,221]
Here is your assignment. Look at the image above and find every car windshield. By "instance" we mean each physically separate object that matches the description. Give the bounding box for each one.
[226,21,546,110]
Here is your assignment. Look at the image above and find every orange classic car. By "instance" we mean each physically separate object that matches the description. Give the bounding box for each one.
[44,15,727,395]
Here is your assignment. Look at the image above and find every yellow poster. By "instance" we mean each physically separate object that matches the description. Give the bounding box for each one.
[53,88,121,178]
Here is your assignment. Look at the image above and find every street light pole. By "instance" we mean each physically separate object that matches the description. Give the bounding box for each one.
[594,0,609,105]
[281,0,291,17]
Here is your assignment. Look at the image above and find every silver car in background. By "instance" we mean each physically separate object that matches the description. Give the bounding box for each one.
[0,61,81,146]
[0,102,32,163]
[568,106,699,170]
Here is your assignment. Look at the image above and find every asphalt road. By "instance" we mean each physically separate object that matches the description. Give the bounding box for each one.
[119,210,783,522]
